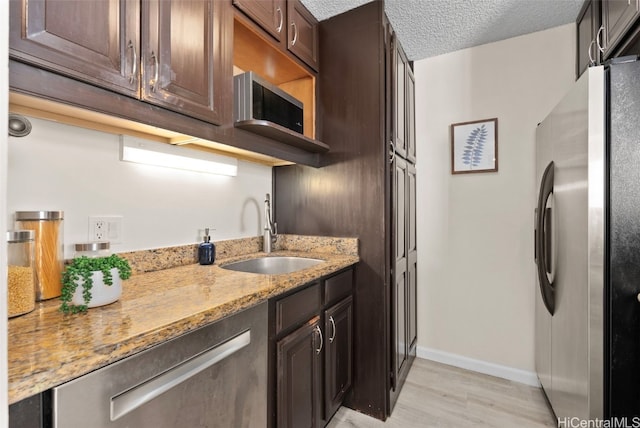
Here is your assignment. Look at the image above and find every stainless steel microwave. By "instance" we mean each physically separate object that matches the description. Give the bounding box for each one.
[234,71,304,134]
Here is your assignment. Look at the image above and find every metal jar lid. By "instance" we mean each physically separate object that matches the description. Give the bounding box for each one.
[15,211,64,221]
[7,230,35,243]
[75,242,110,252]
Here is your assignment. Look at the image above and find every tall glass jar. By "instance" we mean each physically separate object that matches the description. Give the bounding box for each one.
[7,230,36,317]
[15,211,64,300]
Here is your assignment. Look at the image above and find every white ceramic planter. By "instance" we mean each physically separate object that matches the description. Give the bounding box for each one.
[71,268,122,308]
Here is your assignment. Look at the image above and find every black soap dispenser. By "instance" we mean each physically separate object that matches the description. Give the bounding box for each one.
[198,228,215,265]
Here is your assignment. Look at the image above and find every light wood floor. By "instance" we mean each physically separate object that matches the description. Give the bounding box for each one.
[327,358,556,428]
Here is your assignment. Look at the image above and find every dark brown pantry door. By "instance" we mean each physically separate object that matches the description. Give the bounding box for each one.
[142,0,231,125]
[392,155,408,386]
[277,316,322,428]
[9,0,140,97]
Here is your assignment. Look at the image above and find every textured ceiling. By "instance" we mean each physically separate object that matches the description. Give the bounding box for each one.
[299,0,583,61]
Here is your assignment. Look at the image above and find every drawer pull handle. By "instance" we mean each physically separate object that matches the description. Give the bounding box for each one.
[110,330,250,420]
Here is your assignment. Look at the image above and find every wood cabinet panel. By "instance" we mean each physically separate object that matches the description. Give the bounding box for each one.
[9,0,140,96]
[277,316,322,428]
[324,297,353,421]
[324,269,353,305]
[406,65,416,163]
[393,37,407,159]
[142,0,231,125]
[577,0,600,78]
[407,163,417,351]
[276,282,322,335]
[603,0,640,58]
[233,0,286,42]
[287,0,319,71]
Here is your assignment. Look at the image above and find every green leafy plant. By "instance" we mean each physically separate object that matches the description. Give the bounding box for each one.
[60,254,132,314]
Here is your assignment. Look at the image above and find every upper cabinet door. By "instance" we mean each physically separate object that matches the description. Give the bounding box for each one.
[392,36,408,159]
[406,65,416,163]
[9,0,140,97]
[287,0,319,71]
[233,0,286,42]
[603,0,640,58]
[142,0,232,125]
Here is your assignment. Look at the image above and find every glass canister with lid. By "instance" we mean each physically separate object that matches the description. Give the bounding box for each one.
[75,241,111,258]
[7,230,36,317]
[15,211,64,301]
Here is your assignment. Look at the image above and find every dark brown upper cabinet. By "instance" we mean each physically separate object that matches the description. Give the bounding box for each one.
[392,37,408,159]
[141,0,231,125]
[233,0,318,71]
[576,0,601,79]
[10,0,232,126]
[602,0,640,58]
[406,65,416,163]
[9,0,140,97]
[287,0,319,71]
[232,0,286,42]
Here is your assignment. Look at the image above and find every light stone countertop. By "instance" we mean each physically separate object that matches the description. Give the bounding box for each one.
[8,236,359,405]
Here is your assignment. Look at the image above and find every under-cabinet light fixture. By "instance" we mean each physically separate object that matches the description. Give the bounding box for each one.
[119,136,238,177]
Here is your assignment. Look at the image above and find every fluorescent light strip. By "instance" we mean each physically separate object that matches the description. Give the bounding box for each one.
[119,136,238,177]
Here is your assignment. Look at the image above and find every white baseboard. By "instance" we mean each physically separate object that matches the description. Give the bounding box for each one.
[416,346,541,387]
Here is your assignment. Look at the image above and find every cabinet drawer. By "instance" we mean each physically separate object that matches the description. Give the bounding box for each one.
[276,282,322,334]
[324,269,353,305]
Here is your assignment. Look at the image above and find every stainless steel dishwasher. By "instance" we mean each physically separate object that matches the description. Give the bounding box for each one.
[53,302,267,428]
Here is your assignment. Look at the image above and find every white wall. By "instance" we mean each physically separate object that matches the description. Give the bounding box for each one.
[7,117,272,258]
[1,0,9,422]
[415,23,575,374]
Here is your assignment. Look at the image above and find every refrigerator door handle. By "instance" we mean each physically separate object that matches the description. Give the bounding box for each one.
[536,161,555,315]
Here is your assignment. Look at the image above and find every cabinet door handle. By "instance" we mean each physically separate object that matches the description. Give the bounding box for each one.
[588,40,595,65]
[596,25,606,53]
[150,51,159,92]
[291,22,298,46]
[389,141,396,164]
[276,7,283,33]
[314,325,323,354]
[128,40,137,84]
[329,316,336,343]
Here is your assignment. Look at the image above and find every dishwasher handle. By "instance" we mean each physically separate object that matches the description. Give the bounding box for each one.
[110,330,251,421]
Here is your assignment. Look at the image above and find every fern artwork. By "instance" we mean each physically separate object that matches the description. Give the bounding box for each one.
[451,118,498,174]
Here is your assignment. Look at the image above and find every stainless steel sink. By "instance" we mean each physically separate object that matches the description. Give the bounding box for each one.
[220,256,324,275]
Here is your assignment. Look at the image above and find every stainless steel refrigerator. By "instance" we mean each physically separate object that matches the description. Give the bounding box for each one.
[535,58,640,421]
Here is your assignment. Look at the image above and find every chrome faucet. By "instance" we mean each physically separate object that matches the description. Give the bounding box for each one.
[264,193,278,253]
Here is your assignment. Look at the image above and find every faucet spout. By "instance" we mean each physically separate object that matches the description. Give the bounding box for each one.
[264,193,278,253]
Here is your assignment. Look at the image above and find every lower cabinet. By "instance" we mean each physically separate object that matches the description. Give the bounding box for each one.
[272,268,354,428]
[324,296,353,419]
[277,316,323,428]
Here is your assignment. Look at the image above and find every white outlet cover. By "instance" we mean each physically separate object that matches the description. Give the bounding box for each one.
[89,216,123,244]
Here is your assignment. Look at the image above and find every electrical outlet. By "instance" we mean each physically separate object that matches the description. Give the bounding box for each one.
[89,216,123,244]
